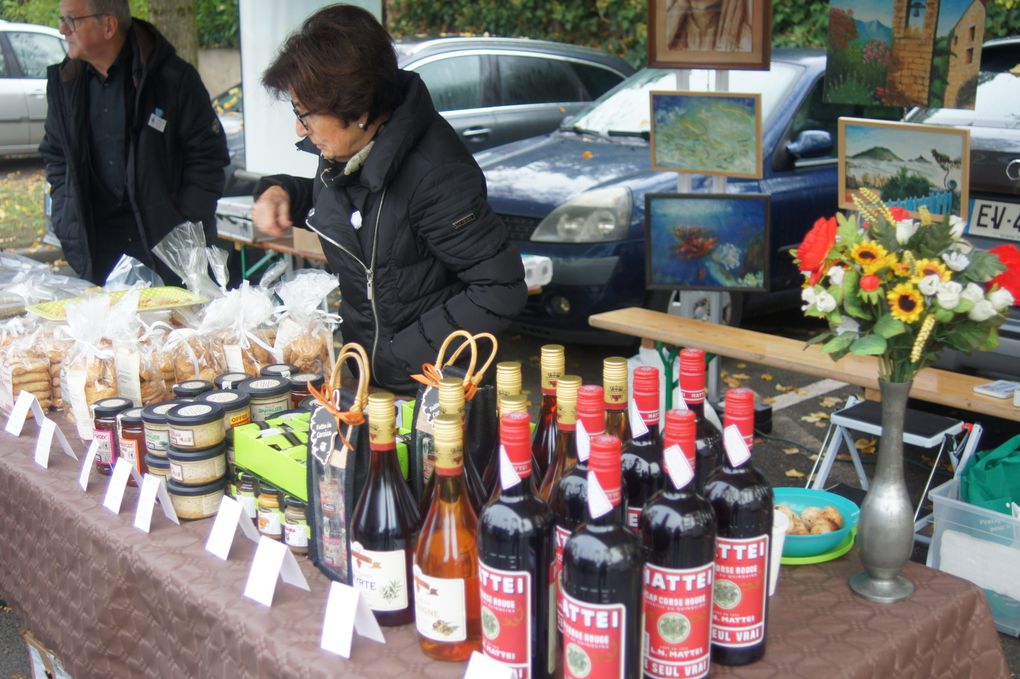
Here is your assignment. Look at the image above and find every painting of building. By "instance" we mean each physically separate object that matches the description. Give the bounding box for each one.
[943,0,985,107]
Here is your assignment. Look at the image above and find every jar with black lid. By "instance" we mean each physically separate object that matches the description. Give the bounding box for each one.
[141,399,186,459]
[214,372,250,390]
[117,407,148,477]
[238,376,291,422]
[298,395,317,412]
[198,389,252,429]
[92,397,133,475]
[236,472,258,521]
[172,379,214,399]
[289,372,324,409]
[167,402,226,450]
[261,363,296,379]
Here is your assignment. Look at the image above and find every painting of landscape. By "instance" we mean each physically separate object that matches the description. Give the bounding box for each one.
[839,117,970,218]
[650,91,762,178]
[645,193,769,292]
[824,0,986,108]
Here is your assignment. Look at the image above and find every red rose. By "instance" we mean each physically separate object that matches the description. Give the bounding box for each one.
[887,207,910,222]
[860,274,880,292]
[796,216,838,285]
[988,244,1020,303]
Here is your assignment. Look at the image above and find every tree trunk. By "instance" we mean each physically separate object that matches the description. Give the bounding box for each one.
[147,0,199,67]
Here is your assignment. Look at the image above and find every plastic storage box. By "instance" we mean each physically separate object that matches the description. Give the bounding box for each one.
[927,478,1020,636]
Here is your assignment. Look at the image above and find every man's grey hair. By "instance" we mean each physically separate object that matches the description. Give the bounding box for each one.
[88,0,132,31]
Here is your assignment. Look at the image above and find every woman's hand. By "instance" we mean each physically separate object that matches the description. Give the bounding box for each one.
[253,185,294,237]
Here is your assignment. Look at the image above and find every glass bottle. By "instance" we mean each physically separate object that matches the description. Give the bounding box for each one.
[538,374,581,501]
[420,377,487,514]
[485,394,540,506]
[414,413,482,661]
[478,410,555,679]
[640,409,717,679]
[703,388,773,666]
[532,344,564,480]
[602,357,631,448]
[622,366,664,531]
[482,361,523,493]
[351,392,421,626]
[257,484,284,541]
[560,434,642,678]
[680,348,724,493]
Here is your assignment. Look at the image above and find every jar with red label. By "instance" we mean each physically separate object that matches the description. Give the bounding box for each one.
[92,397,133,475]
[288,372,324,409]
[117,407,149,478]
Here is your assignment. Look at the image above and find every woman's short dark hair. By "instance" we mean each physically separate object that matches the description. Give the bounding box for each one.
[262,4,400,125]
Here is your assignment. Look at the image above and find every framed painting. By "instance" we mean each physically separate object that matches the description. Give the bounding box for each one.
[650,91,762,179]
[645,193,770,292]
[647,0,772,70]
[838,117,970,219]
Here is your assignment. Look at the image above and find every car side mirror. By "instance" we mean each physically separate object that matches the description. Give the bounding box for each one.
[786,130,833,159]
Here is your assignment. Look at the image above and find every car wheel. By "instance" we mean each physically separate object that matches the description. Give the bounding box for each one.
[646,289,744,326]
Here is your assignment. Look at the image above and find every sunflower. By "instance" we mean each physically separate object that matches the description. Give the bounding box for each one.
[852,242,889,274]
[887,283,925,324]
[912,258,951,283]
[890,258,913,278]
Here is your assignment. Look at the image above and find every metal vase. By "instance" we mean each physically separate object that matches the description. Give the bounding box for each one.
[849,379,915,603]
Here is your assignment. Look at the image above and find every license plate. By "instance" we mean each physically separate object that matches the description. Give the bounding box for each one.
[968,199,1020,242]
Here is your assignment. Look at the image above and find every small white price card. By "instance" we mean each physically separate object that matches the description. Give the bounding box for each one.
[205,496,260,560]
[464,651,514,679]
[629,398,649,438]
[134,474,180,532]
[78,440,100,491]
[663,444,695,490]
[320,581,385,659]
[723,424,752,468]
[102,458,133,514]
[243,536,310,607]
[5,391,46,437]
[498,445,521,491]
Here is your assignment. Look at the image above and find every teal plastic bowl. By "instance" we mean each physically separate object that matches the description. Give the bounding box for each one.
[774,487,860,558]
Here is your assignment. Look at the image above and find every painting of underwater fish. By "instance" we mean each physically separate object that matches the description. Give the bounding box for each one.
[645,193,770,292]
[650,91,762,178]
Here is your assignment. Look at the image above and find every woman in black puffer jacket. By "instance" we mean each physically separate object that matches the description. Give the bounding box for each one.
[252,5,526,393]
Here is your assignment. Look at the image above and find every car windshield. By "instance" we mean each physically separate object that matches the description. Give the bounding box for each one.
[567,64,801,136]
[905,70,1020,129]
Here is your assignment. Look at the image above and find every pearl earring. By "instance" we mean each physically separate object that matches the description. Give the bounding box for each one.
[358,121,367,129]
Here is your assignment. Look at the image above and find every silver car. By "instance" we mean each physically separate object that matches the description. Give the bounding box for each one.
[0,21,66,155]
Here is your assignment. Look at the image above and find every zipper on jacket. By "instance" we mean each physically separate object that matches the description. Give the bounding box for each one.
[304,186,387,379]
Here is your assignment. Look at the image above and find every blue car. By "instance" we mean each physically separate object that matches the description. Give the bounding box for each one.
[477,49,897,343]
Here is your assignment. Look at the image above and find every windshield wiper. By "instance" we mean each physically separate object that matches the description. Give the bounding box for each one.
[607,129,650,140]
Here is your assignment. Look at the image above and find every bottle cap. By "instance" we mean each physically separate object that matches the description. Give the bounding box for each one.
[632,366,660,426]
[589,434,623,507]
[433,413,464,473]
[540,344,565,394]
[577,385,605,436]
[664,409,696,448]
[724,388,756,447]
[496,361,522,398]
[555,375,581,428]
[602,357,628,410]
[367,392,395,448]
[500,393,529,415]
[437,376,465,417]
[680,348,706,404]
[501,411,532,477]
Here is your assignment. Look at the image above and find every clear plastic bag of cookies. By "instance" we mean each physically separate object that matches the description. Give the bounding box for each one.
[273,270,340,375]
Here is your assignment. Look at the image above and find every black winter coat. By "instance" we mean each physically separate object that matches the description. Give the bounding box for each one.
[256,72,526,393]
[40,19,229,283]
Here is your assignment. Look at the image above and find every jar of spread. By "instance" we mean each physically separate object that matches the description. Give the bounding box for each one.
[167,402,226,450]
[167,443,227,486]
[298,395,317,412]
[172,379,214,399]
[261,363,296,379]
[284,497,309,555]
[92,397,133,475]
[236,472,258,521]
[198,389,251,429]
[257,483,284,540]
[117,407,148,477]
[144,453,171,480]
[214,372,250,390]
[141,400,184,458]
[289,372,324,409]
[167,476,226,520]
[238,377,292,422]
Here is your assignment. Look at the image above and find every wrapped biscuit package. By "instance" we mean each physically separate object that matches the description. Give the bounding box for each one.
[60,295,126,439]
[0,317,52,416]
[273,270,340,375]
[206,282,277,376]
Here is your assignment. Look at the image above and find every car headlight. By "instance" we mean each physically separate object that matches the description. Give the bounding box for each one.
[530,187,632,243]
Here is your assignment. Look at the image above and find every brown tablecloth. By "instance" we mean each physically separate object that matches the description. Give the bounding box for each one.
[0,420,1009,679]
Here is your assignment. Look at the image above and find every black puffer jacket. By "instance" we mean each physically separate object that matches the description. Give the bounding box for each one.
[40,19,229,283]
[256,72,526,393]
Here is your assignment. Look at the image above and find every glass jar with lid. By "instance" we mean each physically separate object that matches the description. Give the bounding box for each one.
[257,483,284,540]
[214,372,250,390]
[261,363,296,379]
[92,397,133,475]
[117,407,148,477]
[284,497,309,555]
[238,376,292,422]
[289,372,324,410]
[172,379,214,399]
[236,472,258,521]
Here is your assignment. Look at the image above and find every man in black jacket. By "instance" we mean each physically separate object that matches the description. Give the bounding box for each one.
[41,0,229,284]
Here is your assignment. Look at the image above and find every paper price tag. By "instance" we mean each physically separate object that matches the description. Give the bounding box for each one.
[206,496,260,560]
[320,582,386,659]
[464,651,515,679]
[78,440,100,491]
[723,425,752,468]
[629,398,649,438]
[576,420,591,462]
[32,417,75,468]
[5,390,46,436]
[587,472,614,519]
[102,457,133,514]
[243,536,311,607]
[663,444,695,490]
[498,444,521,491]
[134,474,180,532]
[674,390,688,410]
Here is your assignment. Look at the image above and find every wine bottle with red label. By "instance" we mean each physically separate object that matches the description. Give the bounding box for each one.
[639,409,716,679]
[539,375,581,501]
[351,392,421,626]
[478,411,555,679]
[532,344,564,481]
[703,388,773,666]
[602,357,631,448]
[679,348,723,493]
[560,434,642,679]
[622,366,664,531]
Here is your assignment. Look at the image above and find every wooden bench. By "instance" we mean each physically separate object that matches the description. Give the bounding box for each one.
[589,306,1020,423]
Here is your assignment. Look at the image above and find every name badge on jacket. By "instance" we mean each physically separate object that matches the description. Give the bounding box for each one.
[148,107,168,133]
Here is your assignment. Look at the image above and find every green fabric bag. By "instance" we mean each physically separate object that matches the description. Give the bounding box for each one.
[961,433,1020,515]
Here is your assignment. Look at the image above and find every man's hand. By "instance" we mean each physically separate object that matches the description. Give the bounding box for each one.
[253,185,293,237]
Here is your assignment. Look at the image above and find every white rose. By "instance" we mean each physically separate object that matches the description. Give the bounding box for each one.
[815,290,837,314]
[968,299,997,322]
[989,288,1015,311]
[961,282,985,304]
[801,287,818,311]
[942,250,970,272]
[835,317,860,335]
[949,215,967,240]
[827,265,845,286]
[936,281,962,310]
[918,274,941,296]
[896,219,919,244]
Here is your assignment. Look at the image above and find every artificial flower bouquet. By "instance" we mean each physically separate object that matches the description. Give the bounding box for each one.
[794,188,1020,383]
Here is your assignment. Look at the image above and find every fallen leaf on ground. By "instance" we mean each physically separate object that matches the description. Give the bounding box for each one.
[775,383,796,393]
[836,453,853,461]
[785,469,806,478]
[783,447,800,455]
[723,378,741,388]
[762,396,775,405]
[855,437,877,454]
[761,373,774,381]
[730,373,751,380]
[819,396,842,408]
[737,363,746,369]
[800,411,830,424]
